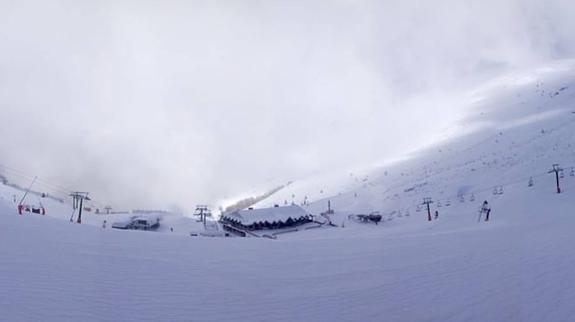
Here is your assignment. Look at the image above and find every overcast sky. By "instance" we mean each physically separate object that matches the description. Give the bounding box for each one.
[0,0,574,211]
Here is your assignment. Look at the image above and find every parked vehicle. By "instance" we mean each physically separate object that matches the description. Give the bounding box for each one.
[348,212,382,225]
[112,216,161,231]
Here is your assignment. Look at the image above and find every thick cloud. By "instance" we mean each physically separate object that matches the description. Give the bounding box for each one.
[0,0,574,210]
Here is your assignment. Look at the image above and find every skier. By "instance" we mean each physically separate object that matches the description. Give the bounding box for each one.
[102,220,107,229]
[434,210,439,220]
[479,201,491,222]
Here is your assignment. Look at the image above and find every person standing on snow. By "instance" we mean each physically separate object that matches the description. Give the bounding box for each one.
[485,207,492,222]
[479,201,491,222]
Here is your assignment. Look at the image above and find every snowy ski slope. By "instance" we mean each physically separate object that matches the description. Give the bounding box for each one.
[258,60,575,228]
[2,61,575,321]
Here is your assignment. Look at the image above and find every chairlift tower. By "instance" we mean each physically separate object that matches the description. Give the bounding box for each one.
[194,205,211,227]
[548,164,563,194]
[422,197,433,222]
[70,192,91,224]
[326,200,334,215]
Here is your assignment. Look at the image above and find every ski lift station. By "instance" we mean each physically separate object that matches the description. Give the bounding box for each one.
[220,204,313,231]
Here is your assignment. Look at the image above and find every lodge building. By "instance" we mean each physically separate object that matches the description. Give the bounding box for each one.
[220,205,313,231]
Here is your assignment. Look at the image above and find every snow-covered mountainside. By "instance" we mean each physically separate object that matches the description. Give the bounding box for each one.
[2,60,575,322]
[258,61,575,225]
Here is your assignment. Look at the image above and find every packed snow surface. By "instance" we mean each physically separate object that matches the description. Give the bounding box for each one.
[2,61,575,321]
